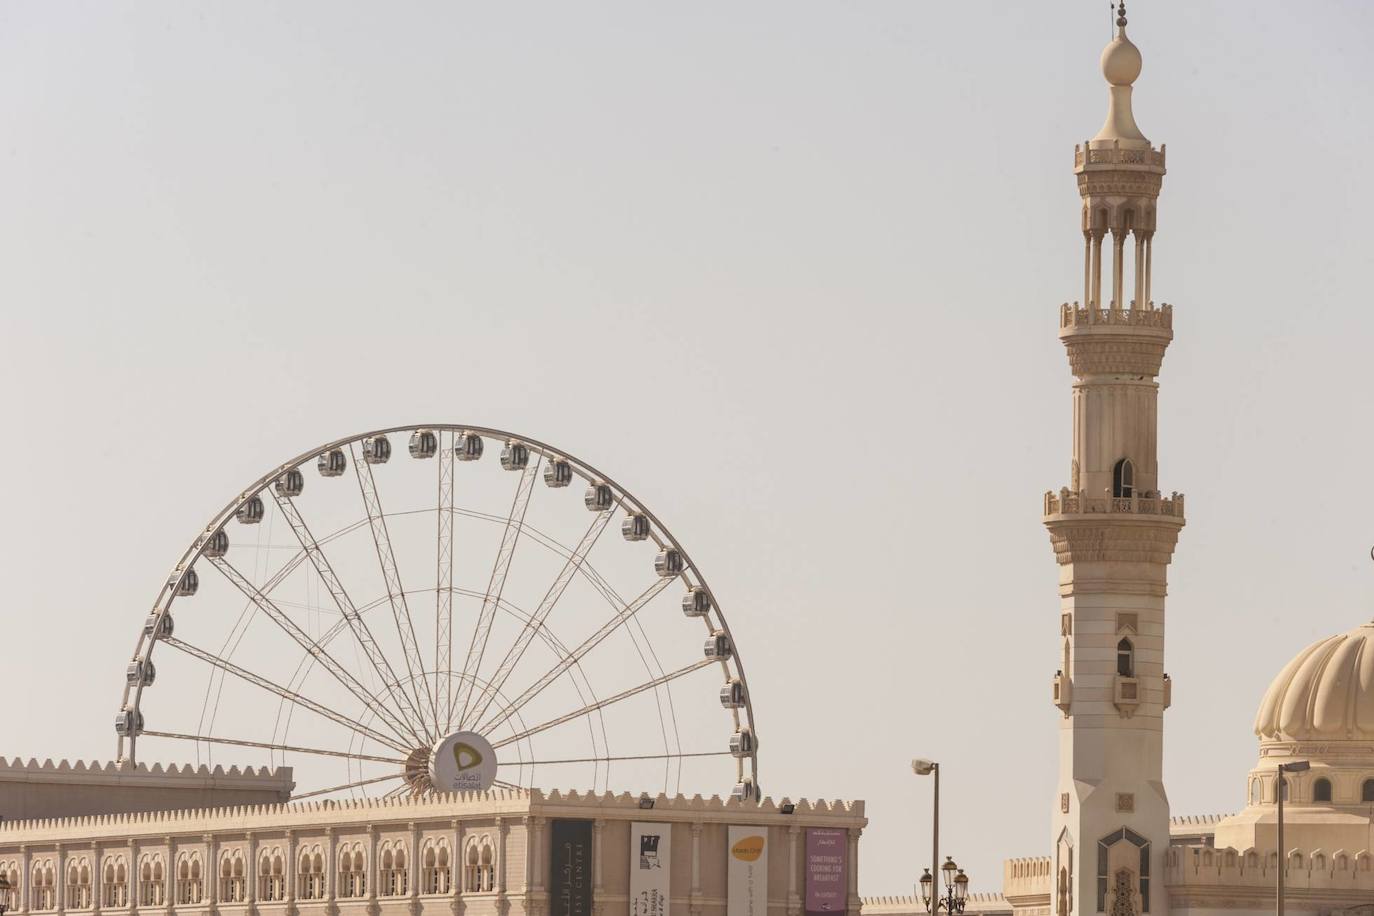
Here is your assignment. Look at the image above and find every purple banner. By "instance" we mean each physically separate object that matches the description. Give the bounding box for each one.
[804,828,847,914]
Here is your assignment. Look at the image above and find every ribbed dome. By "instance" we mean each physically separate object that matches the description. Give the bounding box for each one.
[1255,621,1374,740]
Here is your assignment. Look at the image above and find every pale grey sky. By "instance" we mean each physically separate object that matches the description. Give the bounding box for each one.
[3,0,1374,898]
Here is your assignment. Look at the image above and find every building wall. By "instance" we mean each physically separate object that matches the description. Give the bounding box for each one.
[0,759,294,821]
[0,788,866,916]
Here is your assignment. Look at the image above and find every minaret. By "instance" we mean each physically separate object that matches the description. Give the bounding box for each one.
[1044,6,1184,916]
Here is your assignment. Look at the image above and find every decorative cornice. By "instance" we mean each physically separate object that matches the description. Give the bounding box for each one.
[1044,512,1184,566]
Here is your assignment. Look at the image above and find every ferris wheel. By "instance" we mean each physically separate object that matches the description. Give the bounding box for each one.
[115,426,760,802]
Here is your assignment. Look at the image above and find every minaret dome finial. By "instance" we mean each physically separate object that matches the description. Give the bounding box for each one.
[1117,2,1128,30]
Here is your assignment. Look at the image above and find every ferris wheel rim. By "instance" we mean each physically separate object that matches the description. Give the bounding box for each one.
[116,423,760,796]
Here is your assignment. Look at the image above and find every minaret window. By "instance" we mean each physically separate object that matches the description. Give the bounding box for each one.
[1112,458,1135,499]
[1363,779,1374,802]
[1117,639,1135,677]
[1313,778,1332,802]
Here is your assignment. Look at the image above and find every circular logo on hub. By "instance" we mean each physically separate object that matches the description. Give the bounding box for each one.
[429,731,498,793]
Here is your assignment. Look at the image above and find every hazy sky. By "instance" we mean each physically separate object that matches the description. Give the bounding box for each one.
[3,0,1374,898]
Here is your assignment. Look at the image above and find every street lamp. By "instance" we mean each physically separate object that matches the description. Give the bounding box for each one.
[1276,760,1309,916]
[919,857,970,915]
[912,758,939,914]
[0,870,11,916]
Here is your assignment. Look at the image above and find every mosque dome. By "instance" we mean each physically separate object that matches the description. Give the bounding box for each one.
[1254,621,1374,741]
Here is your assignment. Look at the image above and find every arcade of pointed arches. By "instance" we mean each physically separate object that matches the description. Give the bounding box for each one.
[1,831,498,912]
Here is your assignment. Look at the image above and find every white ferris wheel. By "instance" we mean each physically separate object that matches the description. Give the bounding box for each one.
[115,426,760,803]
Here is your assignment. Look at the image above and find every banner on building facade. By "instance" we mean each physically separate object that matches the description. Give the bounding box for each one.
[727,826,768,916]
[630,822,672,916]
[551,819,594,916]
[804,828,847,915]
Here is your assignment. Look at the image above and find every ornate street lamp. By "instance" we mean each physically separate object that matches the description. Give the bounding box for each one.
[912,758,940,914]
[919,857,970,915]
[0,871,11,916]
[1276,760,1309,916]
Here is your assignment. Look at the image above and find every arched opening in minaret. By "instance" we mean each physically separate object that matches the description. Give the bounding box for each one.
[1363,779,1374,803]
[1313,778,1332,802]
[1116,639,1135,677]
[1112,458,1135,499]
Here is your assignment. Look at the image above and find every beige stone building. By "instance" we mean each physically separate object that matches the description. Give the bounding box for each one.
[0,774,864,916]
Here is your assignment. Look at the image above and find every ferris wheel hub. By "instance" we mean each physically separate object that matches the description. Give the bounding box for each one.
[428,731,498,793]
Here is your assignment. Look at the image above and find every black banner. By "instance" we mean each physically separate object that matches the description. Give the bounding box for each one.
[550,819,593,916]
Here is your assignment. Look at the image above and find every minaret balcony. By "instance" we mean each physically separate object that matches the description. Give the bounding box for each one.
[1074,141,1166,172]
[1060,302,1171,330]
[1043,488,1184,520]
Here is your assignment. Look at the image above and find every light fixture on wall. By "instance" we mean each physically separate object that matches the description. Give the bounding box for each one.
[638,794,655,810]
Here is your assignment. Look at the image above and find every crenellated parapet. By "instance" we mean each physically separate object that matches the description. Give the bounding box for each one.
[0,787,864,843]
[0,757,295,822]
[1165,844,1374,908]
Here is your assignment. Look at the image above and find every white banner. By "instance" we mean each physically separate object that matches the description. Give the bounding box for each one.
[728,826,768,916]
[631,822,672,916]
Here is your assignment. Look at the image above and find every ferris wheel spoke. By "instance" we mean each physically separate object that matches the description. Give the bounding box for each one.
[162,635,412,754]
[206,555,423,749]
[291,772,404,801]
[435,432,455,740]
[499,750,730,767]
[478,577,674,735]
[270,493,430,747]
[140,730,407,765]
[351,443,439,740]
[454,458,541,731]
[490,657,713,749]
[465,508,615,731]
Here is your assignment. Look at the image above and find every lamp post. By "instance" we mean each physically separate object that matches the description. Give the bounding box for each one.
[0,870,11,916]
[1276,759,1309,916]
[919,857,970,915]
[912,758,939,912]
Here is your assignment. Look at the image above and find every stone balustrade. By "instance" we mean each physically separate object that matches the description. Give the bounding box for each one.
[1059,303,1173,330]
[1043,489,1185,520]
[1074,143,1166,169]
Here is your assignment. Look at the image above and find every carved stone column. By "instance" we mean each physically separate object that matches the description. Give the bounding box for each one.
[366,826,379,916]
[285,830,298,916]
[407,823,421,916]
[497,818,510,916]
[449,818,463,916]
[324,828,338,916]
[845,829,862,916]
[244,833,258,916]
[127,839,139,916]
[55,842,66,916]
[92,842,103,916]
[19,843,29,916]
[164,836,176,915]
[528,818,545,916]
[204,834,219,916]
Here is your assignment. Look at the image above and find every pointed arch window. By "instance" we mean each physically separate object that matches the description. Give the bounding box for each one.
[1113,459,1135,499]
[1117,639,1135,678]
